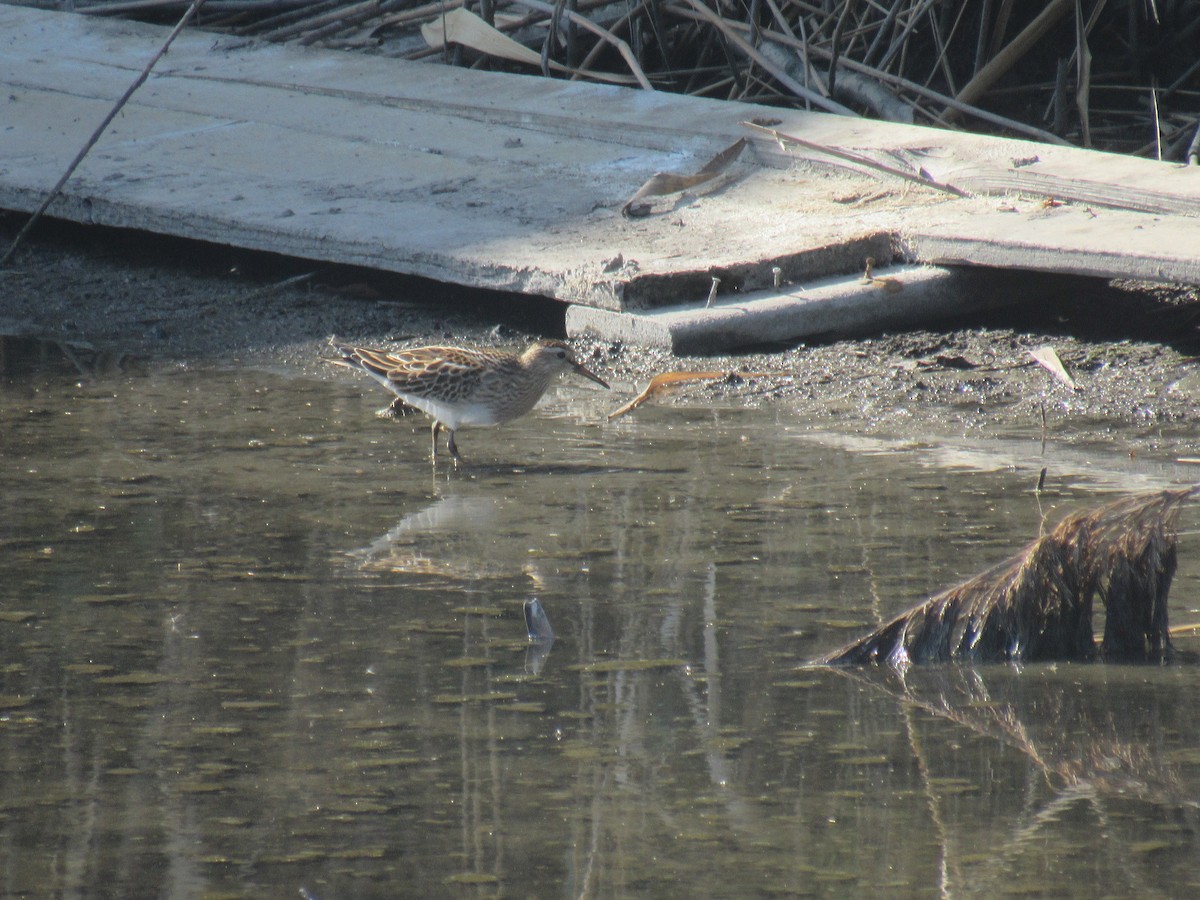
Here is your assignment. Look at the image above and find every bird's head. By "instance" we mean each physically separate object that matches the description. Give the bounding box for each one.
[525,341,610,388]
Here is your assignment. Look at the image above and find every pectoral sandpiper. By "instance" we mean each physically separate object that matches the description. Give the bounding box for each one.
[328,338,610,462]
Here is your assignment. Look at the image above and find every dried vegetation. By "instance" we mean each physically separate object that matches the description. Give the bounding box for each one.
[818,487,1196,666]
[76,0,1200,161]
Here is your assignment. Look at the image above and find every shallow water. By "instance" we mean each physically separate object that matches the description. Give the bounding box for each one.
[2,356,1200,898]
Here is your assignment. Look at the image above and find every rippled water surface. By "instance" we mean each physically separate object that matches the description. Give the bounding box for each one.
[3,356,1200,898]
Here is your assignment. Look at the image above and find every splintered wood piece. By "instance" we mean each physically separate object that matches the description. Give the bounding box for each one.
[608,371,728,419]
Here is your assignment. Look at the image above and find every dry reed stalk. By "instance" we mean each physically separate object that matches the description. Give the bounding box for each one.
[82,0,1198,160]
[677,0,854,114]
[953,0,1072,109]
[1,0,209,269]
[508,0,653,89]
[664,7,1070,144]
[249,0,351,39]
[741,120,972,198]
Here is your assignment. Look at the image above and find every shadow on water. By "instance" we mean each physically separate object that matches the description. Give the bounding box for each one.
[3,360,1200,896]
[0,333,140,379]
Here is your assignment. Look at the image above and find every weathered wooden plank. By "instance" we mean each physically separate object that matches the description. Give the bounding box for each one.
[0,5,915,311]
[565,265,1016,354]
[745,124,1200,219]
[565,264,1101,353]
[1,4,1198,346]
[908,204,1200,285]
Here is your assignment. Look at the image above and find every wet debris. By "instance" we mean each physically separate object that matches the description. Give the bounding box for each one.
[523,598,554,645]
[816,486,1196,666]
[608,369,792,420]
[0,333,138,378]
[1028,345,1079,391]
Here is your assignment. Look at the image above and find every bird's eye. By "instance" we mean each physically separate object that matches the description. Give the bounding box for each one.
[556,350,567,359]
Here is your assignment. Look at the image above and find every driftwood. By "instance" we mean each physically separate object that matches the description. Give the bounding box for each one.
[817,487,1196,667]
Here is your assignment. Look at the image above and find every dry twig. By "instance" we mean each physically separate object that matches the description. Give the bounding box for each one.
[1,1,208,268]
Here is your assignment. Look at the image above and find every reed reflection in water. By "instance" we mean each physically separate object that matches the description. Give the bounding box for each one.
[1,363,1198,896]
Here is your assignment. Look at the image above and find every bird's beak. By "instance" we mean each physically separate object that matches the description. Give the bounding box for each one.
[573,361,610,389]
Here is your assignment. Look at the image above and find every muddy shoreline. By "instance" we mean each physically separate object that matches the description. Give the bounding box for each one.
[3,218,1199,463]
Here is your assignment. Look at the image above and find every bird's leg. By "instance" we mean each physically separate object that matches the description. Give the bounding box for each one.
[447,430,462,464]
[430,420,442,461]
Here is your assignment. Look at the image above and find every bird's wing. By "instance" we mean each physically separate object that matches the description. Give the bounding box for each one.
[340,345,491,396]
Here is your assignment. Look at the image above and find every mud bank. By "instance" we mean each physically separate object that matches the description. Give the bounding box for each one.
[3,219,1199,463]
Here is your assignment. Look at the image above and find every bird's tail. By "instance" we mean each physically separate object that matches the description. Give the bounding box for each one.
[324,337,404,397]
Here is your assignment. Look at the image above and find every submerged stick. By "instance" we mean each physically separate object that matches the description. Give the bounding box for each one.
[1,0,208,269]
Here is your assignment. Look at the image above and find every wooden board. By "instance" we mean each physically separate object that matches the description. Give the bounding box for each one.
[1,5,1198,337]
[0,5,920,311]
[909,204,1200,284]
[565,265,1032,354]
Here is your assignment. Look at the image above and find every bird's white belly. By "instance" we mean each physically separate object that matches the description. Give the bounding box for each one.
[402,396,501,429]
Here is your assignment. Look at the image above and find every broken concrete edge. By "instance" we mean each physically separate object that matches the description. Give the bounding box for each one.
[565,264,1033,354]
